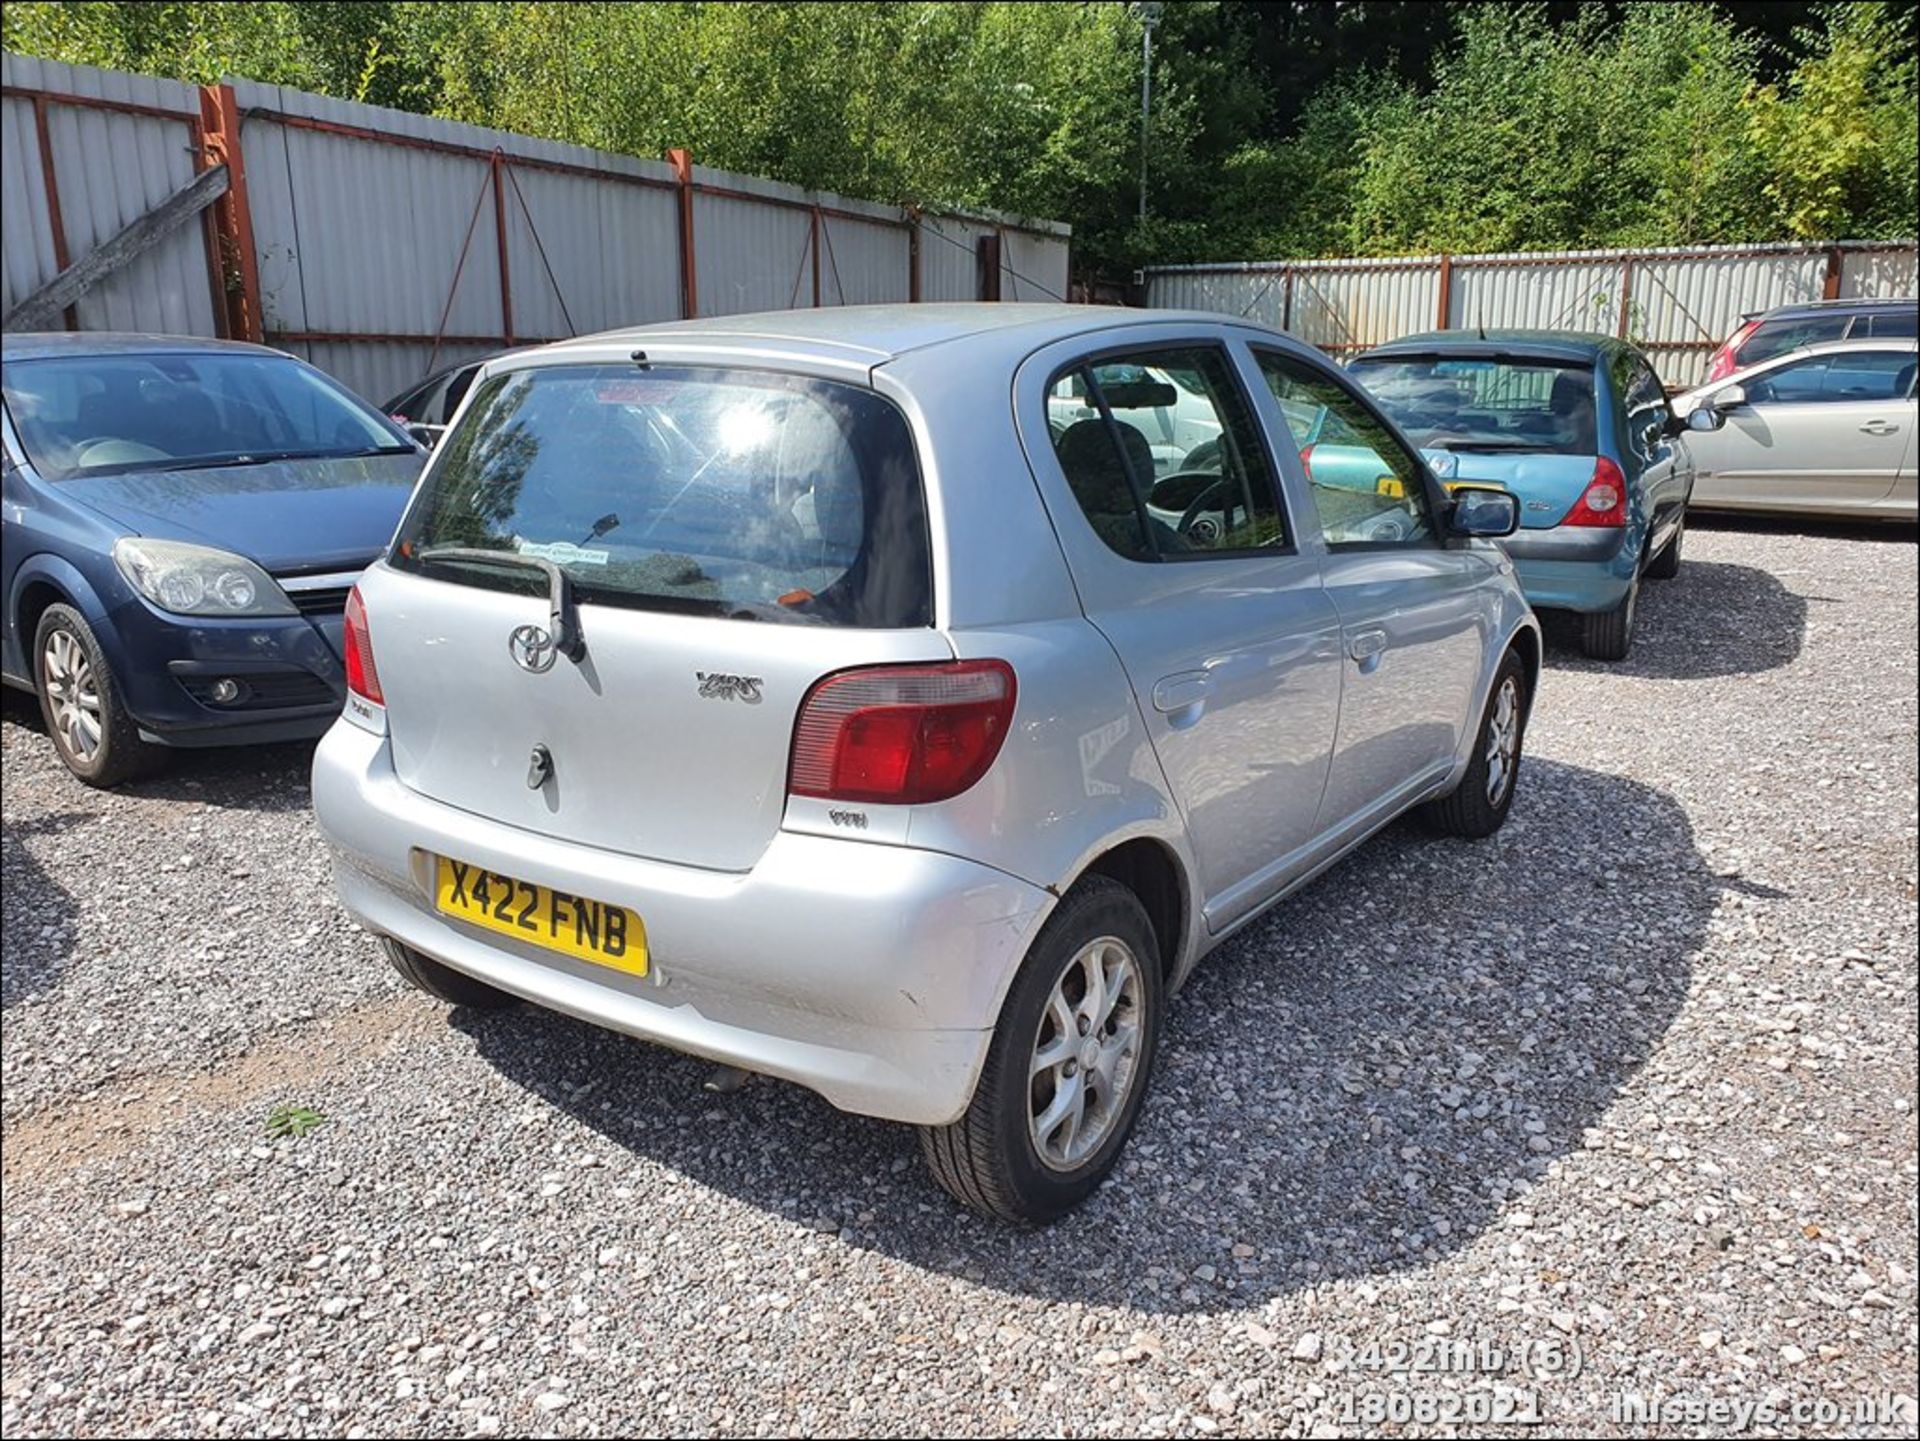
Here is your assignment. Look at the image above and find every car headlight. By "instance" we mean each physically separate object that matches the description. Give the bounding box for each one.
[112,538,297,618]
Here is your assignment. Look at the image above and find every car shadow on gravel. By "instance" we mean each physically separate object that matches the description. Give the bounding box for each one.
[454,756,1723,1316]
[1539,559,1808,679]
[2,688,316,813]
[1688,511,1917,545]
[1,813,85,1008]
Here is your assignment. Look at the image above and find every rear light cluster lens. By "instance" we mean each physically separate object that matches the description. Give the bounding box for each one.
[1297,443,1316,480]
[342,584,384,703]
[1704,319,1760,383]
[789,660,1016,805]
[1563,456,1629,527]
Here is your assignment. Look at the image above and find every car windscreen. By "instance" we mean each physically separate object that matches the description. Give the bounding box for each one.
[1,352,408,479]
[1348,355,1598,454]
[389,364,933,628]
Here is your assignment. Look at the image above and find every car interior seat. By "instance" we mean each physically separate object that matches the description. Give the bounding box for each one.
[1054,417,1188,557]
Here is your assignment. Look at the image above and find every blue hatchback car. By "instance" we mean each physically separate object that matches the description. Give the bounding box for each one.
[1348,331,1697,660]
[1,333,425,785]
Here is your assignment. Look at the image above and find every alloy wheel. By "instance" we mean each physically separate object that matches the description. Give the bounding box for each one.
[1028,936,1144,1171]
[41,629,103,764]
[1484,675,1521,806]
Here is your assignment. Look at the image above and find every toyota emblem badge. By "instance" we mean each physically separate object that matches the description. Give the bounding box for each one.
[507,623,558,673]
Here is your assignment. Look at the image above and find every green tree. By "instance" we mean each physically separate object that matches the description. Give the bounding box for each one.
[3,1,1913,271]
[1746,1,1919,239]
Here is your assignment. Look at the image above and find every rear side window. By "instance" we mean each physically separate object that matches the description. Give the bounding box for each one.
[1347,354,1599,454]
[1859,309,1918,339]
[1258,351,1435,549]
[392,365,931,628]
[1046,346,1288,560]
[1616,352,1674,461]
[1741,313,1847,366]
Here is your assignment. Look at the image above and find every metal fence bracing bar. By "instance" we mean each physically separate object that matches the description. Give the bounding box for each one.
[26,91,73,328]
[3,163,228,330]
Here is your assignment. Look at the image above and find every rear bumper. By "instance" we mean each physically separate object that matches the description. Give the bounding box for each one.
[311,720,1051,1126]
[1502,525,1634,613]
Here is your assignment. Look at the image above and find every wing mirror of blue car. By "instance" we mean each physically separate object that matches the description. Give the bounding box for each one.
[1447,485,1520,539]
[1710,383,1747,413]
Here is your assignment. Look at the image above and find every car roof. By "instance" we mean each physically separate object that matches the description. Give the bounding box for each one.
[0,330,283,363]
[1745,296,1917,322]
[1355,328,1625,363]
[530,303,1245,367]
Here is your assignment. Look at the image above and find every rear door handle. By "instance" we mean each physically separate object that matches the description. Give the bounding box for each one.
[1859,419,1899,435]
[1151,671,1212,714]
[1348,629,1389,663]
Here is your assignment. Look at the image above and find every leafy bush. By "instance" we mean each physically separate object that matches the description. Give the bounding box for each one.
[3,1,1913,271]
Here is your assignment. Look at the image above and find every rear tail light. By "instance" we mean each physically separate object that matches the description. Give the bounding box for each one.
[342,583,384,703]
[1298,443,1316,480]
[1704,319,1760,383]
[1562,456,1628,527]
[789,660,1016,805]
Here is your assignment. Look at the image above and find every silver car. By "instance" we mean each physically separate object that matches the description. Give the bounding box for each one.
[313,305,1540,1221]
[1675,337,1917,522]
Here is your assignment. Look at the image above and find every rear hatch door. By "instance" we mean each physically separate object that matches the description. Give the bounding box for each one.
[1351,350,1602,526]
[1422,449,1601,527]
[366,357,943,873]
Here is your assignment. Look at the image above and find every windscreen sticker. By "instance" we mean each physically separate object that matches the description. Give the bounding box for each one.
[515,540,610,566]
[594,380,679,404]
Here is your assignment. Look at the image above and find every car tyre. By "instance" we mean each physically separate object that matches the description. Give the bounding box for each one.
[1581,564,1640,661]
[33,603,164,787]
[1420,647,1529,839]
[920,877,1163,1223]
[381,938,519,1010]
[1645,514,1684,580]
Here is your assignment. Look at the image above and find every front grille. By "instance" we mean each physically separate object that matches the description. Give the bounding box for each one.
[177,671,338,711]
[288,586,351,617]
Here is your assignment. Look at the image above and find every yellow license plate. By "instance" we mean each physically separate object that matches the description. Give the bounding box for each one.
[1374,478,1501,498]
[434,856,648,976]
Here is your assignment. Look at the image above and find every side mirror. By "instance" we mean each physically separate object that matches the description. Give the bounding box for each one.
[1686,405,1724,433]
[1448,484,1519,539]
[404,422,446,449]
[1710,384,1746,413]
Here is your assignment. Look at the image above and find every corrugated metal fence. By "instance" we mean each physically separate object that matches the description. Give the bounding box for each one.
[2,52,1071,401]
[1146,241,1918,387]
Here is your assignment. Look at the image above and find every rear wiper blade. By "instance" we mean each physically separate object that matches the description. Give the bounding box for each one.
[414,546,585,662]
[1425,438,1548,452]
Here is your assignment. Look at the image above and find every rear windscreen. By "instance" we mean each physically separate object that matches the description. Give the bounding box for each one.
[391,364,932,628]
[1349,356,1598,454]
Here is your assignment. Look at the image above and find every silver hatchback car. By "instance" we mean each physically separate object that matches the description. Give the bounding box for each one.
[313,304,1540,1221]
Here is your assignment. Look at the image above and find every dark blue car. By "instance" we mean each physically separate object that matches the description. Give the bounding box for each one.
[1,333,425,785]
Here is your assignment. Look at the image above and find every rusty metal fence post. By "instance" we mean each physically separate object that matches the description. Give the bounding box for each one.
[668,148,698,319]
[490,150,514,344]
[907,207,922,302]
[198,83,263,341]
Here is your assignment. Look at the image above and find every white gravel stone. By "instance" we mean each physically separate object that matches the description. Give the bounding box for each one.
[2,524,1914,1436]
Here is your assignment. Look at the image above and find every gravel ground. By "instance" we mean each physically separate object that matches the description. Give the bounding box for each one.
[2,522,1915,1438]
